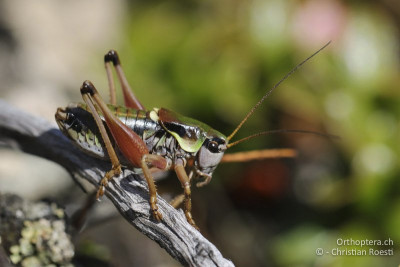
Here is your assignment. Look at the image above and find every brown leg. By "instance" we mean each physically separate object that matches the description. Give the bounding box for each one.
[175,159,197,228]
[96,165,122,199]
[81,81,148,166]
[80,90,122,199]
[104,56,117,105]
[194,171,212,188]
[169,170,193,208]
[169,194,184,208]
[81,81,168,221]
[104,50,145,110]
[141,154,169,221]
[70,191,96,231]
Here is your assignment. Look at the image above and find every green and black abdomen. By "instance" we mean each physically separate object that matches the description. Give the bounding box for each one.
[55,103,161,162]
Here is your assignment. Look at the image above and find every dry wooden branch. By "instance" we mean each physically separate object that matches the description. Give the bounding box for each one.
[0,100,234,267]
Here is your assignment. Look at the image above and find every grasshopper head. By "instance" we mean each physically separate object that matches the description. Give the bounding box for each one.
[196,135,227,179]
[156,108,228,185]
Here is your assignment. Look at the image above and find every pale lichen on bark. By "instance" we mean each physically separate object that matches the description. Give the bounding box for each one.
[0,193,74,266]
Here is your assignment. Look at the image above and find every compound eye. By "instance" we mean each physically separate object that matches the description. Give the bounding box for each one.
[207,140,219,153]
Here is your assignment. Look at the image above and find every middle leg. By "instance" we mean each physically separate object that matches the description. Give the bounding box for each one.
[174,158,197,228]
[141,154,170,221]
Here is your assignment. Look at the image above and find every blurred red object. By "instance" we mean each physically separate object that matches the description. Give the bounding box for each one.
[232,160,291,203]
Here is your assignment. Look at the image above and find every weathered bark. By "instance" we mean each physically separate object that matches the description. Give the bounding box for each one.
[0,100,234,267]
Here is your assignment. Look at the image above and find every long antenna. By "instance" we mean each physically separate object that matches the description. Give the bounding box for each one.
[226,41,331,141]
[226,129,339,148]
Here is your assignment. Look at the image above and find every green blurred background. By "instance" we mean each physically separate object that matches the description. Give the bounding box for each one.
[0,0,399,266]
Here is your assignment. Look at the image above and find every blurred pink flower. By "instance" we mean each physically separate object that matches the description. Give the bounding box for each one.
[291,0,348,48]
